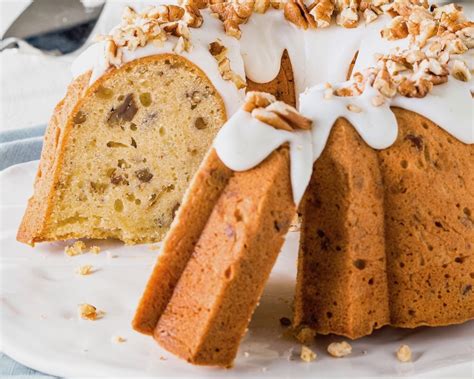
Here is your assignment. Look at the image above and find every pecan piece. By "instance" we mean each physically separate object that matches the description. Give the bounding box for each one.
[108,94,138,125]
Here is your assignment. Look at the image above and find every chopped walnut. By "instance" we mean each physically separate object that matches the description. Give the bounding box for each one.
[363,8,379,24]
[254,0,270,14]
[182,1,204,27]
[451,59,472,81]
[65,241,87,256]
[336,5,359,29]
[397,77,433,98]
[310,0,334,28]
[243,91,276,112]
[79,304,104,320]
[76,265,94,276]
[98,4,197,68]
[270,0,285,10]
[300,345,317,362]
[284,0,316,30]
[244,91,313,131]
[336,0,473,103]
[396,344,412,362]
[210,0,255,39]
[327,341,352,358]
[381,16,409,40]
[373,67,397,98]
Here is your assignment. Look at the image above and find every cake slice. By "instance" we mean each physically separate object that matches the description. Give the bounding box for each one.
[133,92,311,366]
[17,54,227,245]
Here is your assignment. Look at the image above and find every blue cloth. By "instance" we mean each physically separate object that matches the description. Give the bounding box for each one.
[0,353,56,378]
[0,126,45,171]
[0,126,56,377]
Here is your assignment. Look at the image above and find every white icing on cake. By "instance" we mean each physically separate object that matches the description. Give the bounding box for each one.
[214,109,313,204]
[240,10,389,95]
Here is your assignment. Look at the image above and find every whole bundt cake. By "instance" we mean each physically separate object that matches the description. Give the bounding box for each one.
[17,0,473,368]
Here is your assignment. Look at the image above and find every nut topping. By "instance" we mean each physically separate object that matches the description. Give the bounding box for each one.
[98,4,200,68]
[332,0,472,102]
[244,91,312,131]
[209,39,246,89]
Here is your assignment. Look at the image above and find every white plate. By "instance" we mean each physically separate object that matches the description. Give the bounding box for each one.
[0,161,473,378]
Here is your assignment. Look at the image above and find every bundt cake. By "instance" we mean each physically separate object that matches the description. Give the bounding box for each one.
[17,0,473,368]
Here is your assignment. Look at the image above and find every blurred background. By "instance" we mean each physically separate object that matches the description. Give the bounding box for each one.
[1,0,115,133]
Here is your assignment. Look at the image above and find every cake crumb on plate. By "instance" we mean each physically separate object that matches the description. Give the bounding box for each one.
[112,336,127,343]
[78,304,105,320]
[327,341,352,358]
[300,345,317,362]
[76,265,93,276]
[397,344,412,362]
[65,241,86,256]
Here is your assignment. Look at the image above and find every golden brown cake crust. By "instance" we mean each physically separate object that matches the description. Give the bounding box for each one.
[133,146,296,367]
[295,109,474,338]
[17,72,91,245]
[295,117,391,339]
[17,54,227,245]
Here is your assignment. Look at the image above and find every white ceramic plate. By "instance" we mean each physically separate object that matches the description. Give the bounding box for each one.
[1,161,473,378]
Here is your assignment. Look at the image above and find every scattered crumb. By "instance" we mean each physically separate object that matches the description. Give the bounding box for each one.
[65,241,86,256]
[65,241,101,256]
[362,350,368,355]
[159,356,167,361]
[90,245,101,254]
[244,351,250,358]
[327,341,352,358]
[76,264,93,276]
[148,244,161,251]
[294,326,316,344]
[300,345,317,362]
[279,317,292,327]
[396,344,412,362]
[78,304,105,320]
[112,336,127,344]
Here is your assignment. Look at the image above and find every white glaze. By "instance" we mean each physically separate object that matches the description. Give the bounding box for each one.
[300,84,399,160]
[240,10,390,95]
[213,110,313,204]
